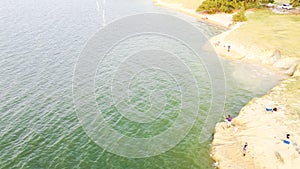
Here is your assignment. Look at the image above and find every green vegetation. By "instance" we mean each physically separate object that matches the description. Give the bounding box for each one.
[224,9,300,59]
[197,0,241,14]
[197,0,274,14]
[232,8,247,22]
[291,0,300,7]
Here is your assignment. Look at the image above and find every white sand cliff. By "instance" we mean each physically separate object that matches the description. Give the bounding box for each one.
[212,76,300,169]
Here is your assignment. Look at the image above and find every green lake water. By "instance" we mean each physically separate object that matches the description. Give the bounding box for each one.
[0,0,285,168]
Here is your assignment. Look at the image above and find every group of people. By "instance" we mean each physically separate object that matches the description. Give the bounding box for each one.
[224,115,248,156]
[214,40,231,52]
[224,114,294,157]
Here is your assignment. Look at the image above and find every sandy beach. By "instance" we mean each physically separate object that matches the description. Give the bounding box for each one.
[209,24,300,77]
[153,1,300,168]
[154,0,300,76]
[208,9,300,169]
[153,0,235,28]
[212,76,300,169]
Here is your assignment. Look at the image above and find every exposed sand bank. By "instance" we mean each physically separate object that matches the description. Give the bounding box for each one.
[154,1,300,76]
[209,11,300,169]
[212,76,300,169]
[210,24,300,77]
[153,0,203,10]
[153,0,235,28]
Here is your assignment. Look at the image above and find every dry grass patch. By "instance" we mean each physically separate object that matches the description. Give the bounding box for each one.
[224,9,300,59]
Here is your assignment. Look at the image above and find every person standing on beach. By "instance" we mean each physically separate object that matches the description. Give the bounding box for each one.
[243,142,248,156]
[225,115,232,128]
[227,45,231,52]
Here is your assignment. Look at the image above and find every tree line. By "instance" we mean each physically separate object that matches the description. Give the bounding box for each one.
[197,0,275,14]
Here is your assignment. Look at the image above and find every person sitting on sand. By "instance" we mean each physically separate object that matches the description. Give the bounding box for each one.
[283,134,291,144]
[225,115,232,128]
[243,142,248,156]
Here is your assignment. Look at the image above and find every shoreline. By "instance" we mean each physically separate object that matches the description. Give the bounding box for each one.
[209,26,300,77]
[212,76,300,169]
[154,0,299,77]
[153,0,236,29]
[152,1,300,168]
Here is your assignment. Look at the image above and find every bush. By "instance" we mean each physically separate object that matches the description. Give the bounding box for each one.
[219,5,227,12]
[291,0,300,7]
[197,0,265,13]
[232,8,247,22]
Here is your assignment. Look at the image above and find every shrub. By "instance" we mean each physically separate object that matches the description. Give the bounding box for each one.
[291,0,300,7]
[219,5,228,12]
[232,8,247,22]
[197,0,268,13]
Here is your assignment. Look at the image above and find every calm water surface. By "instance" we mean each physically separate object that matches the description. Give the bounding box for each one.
[0,0,285,168]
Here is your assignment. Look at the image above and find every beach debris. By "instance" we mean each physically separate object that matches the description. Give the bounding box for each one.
[266,106,273,112]
[296,145,300,154]
[275,151,285,163]
[270,49,281,64]
[227,45,231,52]
[214,41,220,46]
[285,63,298,76]
[234,127,238,132]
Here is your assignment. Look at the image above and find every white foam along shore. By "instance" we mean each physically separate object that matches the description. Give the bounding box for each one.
[152,0,300,168]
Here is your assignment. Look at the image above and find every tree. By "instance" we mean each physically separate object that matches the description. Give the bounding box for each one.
[232,8,247,22]
[197,0,263,13]
[291,0,300,7]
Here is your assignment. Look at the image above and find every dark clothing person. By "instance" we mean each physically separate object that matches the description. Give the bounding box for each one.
[284,134,291,144]
[243,142,248,156]
[227,45,231,52]
[226,115,232,127]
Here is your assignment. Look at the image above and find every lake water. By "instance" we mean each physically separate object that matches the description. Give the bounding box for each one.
[0,0,285,168]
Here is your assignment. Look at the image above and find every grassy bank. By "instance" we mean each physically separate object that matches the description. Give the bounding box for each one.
[224,9,300,59]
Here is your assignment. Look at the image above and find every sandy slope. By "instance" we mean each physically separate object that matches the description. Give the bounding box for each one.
[153,0,203,10]
[153,0,234,28]
[212,76,300,169]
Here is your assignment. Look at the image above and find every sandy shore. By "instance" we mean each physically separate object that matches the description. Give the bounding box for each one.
[209,26,300,77]
[154,0,299,76]
[212,76,300,169]
[208,10,300,169]
[152,1,300,168]
[153,0,235,28]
